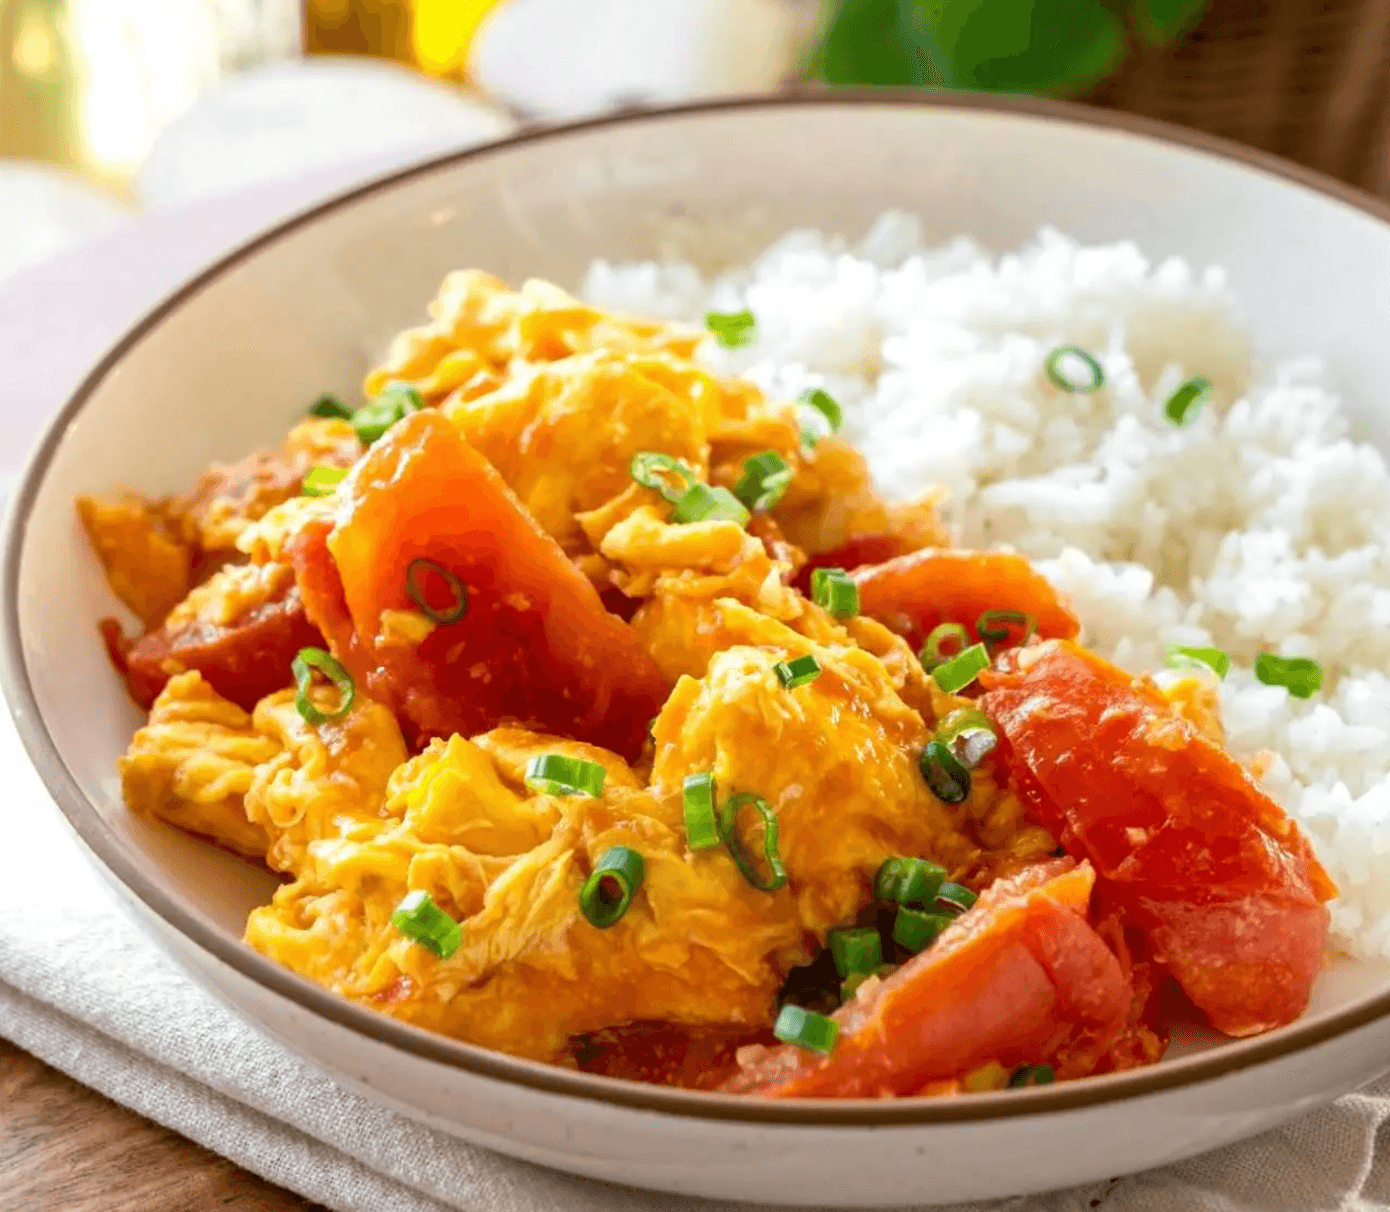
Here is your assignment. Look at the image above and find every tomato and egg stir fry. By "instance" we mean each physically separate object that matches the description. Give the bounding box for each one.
[79,273,1334,1098]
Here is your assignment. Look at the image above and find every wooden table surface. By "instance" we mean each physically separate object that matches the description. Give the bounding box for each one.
[0,1040,327,1212]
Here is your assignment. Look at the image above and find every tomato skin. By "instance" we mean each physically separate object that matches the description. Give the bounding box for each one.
[979,640,1333,1037]
[721,861,1131,1098]
[791,532,908,595]
[117,585,323,711]
[850,548,1080,651]
[291,412,671,758]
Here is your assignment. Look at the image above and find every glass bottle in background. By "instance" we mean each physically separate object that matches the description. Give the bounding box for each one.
[303,0,503,81]
[0,0,300,193]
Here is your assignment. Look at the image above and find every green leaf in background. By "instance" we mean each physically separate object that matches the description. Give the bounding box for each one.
[914,0,1126,93]
[1133,0,1210,45]
[812,0,928,86]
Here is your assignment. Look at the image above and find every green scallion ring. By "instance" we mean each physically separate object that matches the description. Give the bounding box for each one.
[1044,345,1105,393]
[733,450,794,512]
[1164,376,1213,427]
[774,654,822,689]
[524,754,607,798]
[936,707,998,769]
[841,964,897,1002]
[705,309,757,349]
[1008,1064,1056,1088]
[772,1003,839,1055]
[629,451,697,504]
[682,771,721,851]
[937,881,978,914]
[892,905,954,953]
[292,647,355,725]
[390,889,462,959]
[310,393,353,420]
[977,609,1036,648]
[828,926,884,978]
[350,397,408,445]
[919,622,969,671]
[580,846,645,928]
[932,642,990,694]
[798,387,844,433]
[378,381,425,413]
[1254,652,1324,699]
[672,482,751,527]
[920,740,971,804]
[810,567,859,619]
[718,793,787,892]
[1164,643,1230,679]
[405,557,468,625]
[301,466,347,498]
[873,856,946,906]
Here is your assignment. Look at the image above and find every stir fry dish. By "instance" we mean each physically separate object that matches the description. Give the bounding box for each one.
[80,273,1334,1098]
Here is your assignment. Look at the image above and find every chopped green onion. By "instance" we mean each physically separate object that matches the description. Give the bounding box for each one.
[936,707,998,769]
[390,889,462,958]
[798,388,844,433]
[1044,345,1105,393]
[937,881,978,914]
[774,654,822,689]
[733,450,794,512]
[630,451,696,504]
[1164,376,1213,427]
[977,609,1036,649]
[682,772,721,851]
[718,793,787,892]
[524,754,607,797]
[1255,653,1324,699]
[841,964,897,1001]
[351,399,406,445]
[405,558,468,625]
[920,740,971,804]
[310,393,353,420]
[810,567,859,619]
[1164,644,1230,679]
[705,309,757,348]
[919,622,969,672]
[672,482,750,526]
[773,1003,839,1055]
[828,926,883,978]
[800,424,821,452]
[292,647,355,725]
[873,856,946,906]
[379,381,425,413]
[301,466,347,498]
[892,906,954,953]
[932,643,990,694]
[1008,1064,1055,1087]
[580,846,645,928]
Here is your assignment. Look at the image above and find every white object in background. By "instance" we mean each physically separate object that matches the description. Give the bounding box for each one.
[471,0,801,120]
[0,161,131,284]
[136,57,516,209]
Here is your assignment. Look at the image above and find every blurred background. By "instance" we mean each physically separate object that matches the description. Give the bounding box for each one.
[4,0,1390,283]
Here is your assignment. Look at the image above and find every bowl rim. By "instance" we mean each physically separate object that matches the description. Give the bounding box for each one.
[9,88,1390,1127]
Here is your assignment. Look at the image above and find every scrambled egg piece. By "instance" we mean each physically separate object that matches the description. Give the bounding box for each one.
[76,493,191,628]
[121,671,408,873]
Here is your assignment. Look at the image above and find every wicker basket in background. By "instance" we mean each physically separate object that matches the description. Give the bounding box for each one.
[1088,0,1390,195]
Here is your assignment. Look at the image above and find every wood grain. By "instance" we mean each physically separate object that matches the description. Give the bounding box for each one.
[0,1040,328,1212]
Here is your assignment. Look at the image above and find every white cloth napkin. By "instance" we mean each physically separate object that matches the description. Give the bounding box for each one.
[5,156,1390,1212]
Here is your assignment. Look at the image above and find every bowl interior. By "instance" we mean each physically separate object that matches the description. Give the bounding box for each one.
[14,96,1390,1092]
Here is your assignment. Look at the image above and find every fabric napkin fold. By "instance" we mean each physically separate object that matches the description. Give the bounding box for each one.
[5,154,1390,1212]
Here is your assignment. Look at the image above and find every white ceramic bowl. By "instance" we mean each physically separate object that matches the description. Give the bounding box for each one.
[9,94,1390,1207]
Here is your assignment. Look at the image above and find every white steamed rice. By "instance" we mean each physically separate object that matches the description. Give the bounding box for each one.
[583,213,1390,962]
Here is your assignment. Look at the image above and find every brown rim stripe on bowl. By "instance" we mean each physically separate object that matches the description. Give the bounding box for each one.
[6,90,1390,1126]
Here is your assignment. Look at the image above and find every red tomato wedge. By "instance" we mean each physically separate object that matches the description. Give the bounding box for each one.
[115,583,323,712]
[288,412,670,759]
[721,860,1131,1098]
[979,640,1334,1038]
[850,549,1080,651]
